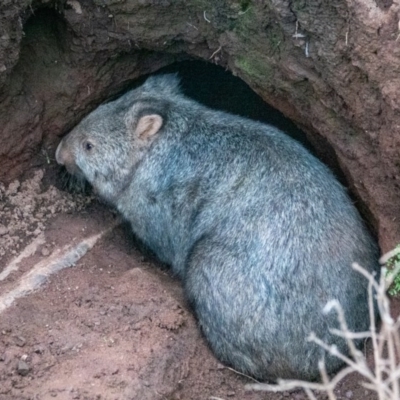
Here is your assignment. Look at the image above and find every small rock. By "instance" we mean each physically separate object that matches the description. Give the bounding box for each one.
[17,360,30,376]
[61,343,74,353]
[15,336,26,347]
[215,362,225,370]
[33,227,42,236]
[0,226,8,236]
[41,247,50,256]
[71,392,81,400]
[34,344,46,354]
[7,180,20,195]
[346,390,353,398]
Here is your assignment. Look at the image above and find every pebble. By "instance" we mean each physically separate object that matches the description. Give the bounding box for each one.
[17,360,30,376]
[41,247,50,256]
[0,225,8,236]
[346,390,353,398]
[15,336,26,347]
[34,344,46,354]
[7,180,20,195]
[33,227,42,236]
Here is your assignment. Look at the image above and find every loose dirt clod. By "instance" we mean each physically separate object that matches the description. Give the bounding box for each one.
[17,360,30,376]
[0,169,92,260]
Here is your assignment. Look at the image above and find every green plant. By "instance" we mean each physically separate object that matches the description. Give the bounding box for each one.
[385,244,400,296]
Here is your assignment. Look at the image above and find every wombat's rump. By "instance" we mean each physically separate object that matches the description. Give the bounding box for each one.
[56,74,379,381]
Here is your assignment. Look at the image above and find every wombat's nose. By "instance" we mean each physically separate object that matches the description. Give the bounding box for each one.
[55,139,80,176]
[56,140,64,165]
[55,139,75,170]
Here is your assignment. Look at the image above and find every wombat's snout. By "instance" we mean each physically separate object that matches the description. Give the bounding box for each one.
[55,140,65,165]
[55,139,78,174]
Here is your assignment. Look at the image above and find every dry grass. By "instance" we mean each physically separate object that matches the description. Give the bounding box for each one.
[247,247,400,400]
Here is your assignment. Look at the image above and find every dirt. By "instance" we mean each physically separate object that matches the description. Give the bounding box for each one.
[0,165,397,400]
[0,169,91,259]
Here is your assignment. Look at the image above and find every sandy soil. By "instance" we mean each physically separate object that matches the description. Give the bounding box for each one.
[0,166,395,400]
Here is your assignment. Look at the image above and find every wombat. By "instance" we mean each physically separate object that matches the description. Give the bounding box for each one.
[55,74,379,381]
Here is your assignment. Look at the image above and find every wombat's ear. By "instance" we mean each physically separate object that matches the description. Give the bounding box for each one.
[142,74,181,95]
[125,102,164,148]
[135,114,163,142]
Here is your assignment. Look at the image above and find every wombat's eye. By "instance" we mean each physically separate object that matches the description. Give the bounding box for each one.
[83,140,94,152]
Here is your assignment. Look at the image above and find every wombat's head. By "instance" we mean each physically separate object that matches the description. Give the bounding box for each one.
[56,74,181,201]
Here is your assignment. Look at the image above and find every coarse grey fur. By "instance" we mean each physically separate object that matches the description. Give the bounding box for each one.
[56,74,379,381]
